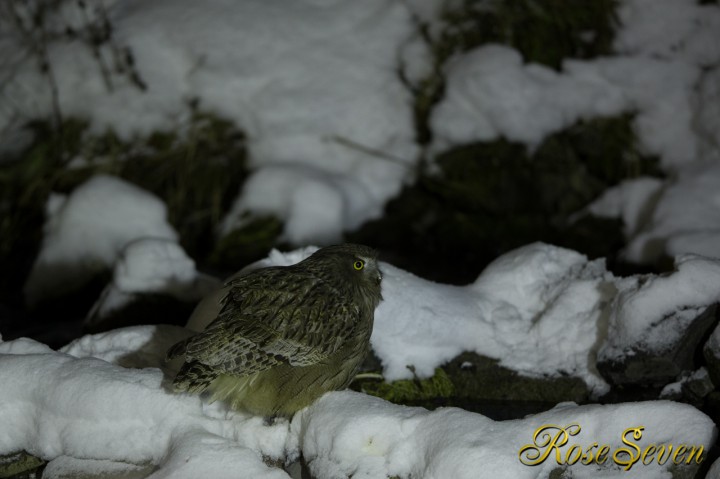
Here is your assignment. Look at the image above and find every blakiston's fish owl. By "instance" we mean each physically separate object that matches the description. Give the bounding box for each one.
[167,244,383,416]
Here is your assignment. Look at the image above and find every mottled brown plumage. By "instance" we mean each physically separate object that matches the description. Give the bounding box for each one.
[167,244,382,416]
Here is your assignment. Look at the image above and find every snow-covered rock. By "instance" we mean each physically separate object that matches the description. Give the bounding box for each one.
[598,255,720,386]
[24,175,178,304]
[86,238,221,330]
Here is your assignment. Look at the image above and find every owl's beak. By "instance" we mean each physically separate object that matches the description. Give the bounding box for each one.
[376,271,383,285]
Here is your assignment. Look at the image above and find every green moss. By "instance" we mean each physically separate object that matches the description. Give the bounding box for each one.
[0,451,45,478]
[358,368,455,405]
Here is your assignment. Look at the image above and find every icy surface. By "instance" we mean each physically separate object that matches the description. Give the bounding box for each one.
[24,175,178,304]
[0,327,715,479]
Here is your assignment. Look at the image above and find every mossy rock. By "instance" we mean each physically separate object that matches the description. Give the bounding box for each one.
[359,367,455,405]
[443,353,588,419]
[0,451,45,479]
[355,352,588,419]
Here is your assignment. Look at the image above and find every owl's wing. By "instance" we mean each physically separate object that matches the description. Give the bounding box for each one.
[180,268,360,376]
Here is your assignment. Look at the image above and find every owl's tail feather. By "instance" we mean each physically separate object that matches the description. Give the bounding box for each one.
[173,361,216,393]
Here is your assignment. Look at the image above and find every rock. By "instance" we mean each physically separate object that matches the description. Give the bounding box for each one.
[683,368,715,403]
[0,451,44,478]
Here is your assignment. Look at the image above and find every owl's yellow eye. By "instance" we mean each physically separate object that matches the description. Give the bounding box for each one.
[353,260,365,271]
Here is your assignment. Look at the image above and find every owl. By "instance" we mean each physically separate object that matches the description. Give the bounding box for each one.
[167,243,383,417]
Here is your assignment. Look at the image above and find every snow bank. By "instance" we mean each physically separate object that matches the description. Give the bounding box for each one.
[0,328,294,479]
[24,175,178,304]
[296,391,715,479]
[0,327,715,479]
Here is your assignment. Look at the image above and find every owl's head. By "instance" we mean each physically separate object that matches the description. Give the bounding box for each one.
[305,243,383,308]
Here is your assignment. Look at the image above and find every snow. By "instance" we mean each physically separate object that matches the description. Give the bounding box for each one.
[430,45,623,148]
[24,174,179,304]
[660,368,711,399]
[181,244,612,393]
[0,329,294,479]
[221,165,371,245]
[0,326,715,479]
